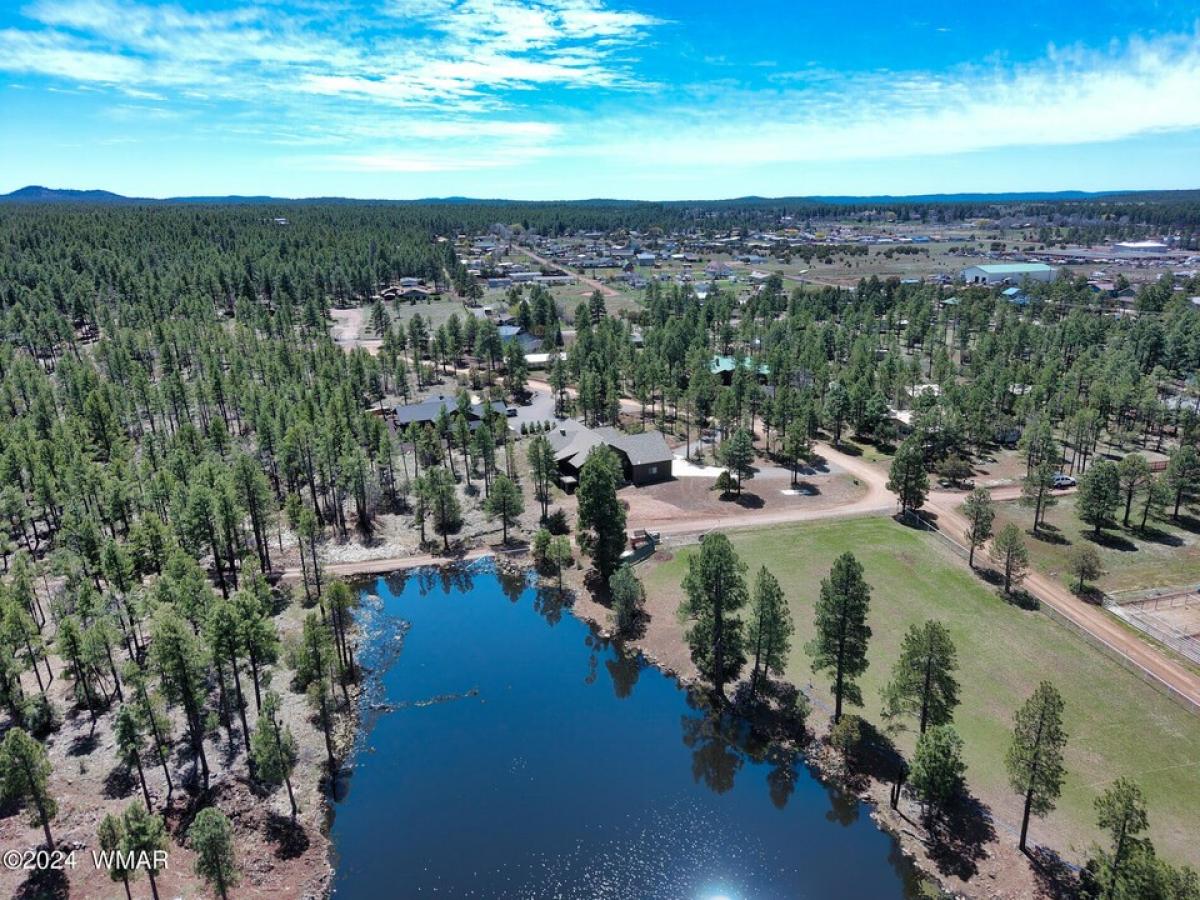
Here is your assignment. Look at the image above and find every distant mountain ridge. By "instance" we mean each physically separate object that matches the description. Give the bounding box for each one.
[2,184,1197,207]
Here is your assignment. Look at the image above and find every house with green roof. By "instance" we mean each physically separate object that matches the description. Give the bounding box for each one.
[709,355,770,384]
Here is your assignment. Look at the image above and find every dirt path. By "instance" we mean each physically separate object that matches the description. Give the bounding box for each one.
[516,245,619,297]
[925,489,1200,711]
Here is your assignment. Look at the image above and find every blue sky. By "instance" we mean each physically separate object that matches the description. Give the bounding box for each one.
[1,0,1199,200]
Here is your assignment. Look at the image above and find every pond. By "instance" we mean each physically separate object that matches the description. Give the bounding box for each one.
[329,561,923,899]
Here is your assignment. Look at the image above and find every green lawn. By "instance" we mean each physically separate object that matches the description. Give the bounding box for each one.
[990,495,1200,594]
[838,435,896,466]
[642,517,1200,866]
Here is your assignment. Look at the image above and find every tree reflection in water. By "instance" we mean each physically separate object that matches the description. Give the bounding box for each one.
[605,646,642,699]
[533,585,569,626]
[680,693,813,812]
[824,782,862,826]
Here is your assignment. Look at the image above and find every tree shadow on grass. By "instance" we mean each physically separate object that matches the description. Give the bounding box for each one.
[1030,525,1070,546]
[896,510,937,531]
[1170,513,1200,535]
[924,791,997,881]
[973,568,1040,609]
[1139,526,1183,547]
[1007,589,1041,611]
[265,811,310,860]
[1086,530,1137,552]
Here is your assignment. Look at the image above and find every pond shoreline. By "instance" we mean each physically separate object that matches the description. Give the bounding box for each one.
[327,550,1043,899]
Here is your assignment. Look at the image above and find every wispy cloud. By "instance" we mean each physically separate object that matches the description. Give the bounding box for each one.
[1,1,1199,192]
[0,0,656,168]
[2,0,658,102]
[573,31,1200,168]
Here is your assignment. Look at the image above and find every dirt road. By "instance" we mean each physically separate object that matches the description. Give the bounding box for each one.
[516,245,619,297]
[925,489,1200,710]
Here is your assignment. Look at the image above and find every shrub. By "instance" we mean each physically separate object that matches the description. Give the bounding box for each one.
[545,508,570,535]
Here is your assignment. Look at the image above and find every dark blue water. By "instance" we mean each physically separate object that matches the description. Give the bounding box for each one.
[330,562,921,899]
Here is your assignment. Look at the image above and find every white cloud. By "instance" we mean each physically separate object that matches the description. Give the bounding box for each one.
[0,27,144,83]
[4,0,659,103]
[2,1,1199,188]
[571,32,1200,168]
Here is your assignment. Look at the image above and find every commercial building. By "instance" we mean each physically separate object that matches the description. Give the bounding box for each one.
[960,263,1057,285]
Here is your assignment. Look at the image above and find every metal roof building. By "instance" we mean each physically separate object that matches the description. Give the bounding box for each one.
[960,263,1057,285]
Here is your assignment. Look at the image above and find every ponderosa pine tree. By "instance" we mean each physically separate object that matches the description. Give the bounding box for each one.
[881,620,959,735]
[122,802,168,900]
[609,565,644,636]
[527,434,556,522]
[990,522,1030,596]
[0,727,57,848]
[887,437,929,516]
[809,552,872,722]
[484,474,524,544]
[909,724,966,824]
[720,428,755,497]
[679,533,748,702]
[1077,460,1121,537]
[98,812,134,899]
[746,567,792,702]
[962,486,995,569]
[210,595,256,751]
[150,609,211,789]
[1006,682,1068,853]
[115,704,153,812]
[576,445,626,581]
[189,807,238,899]
[251,690,300,819]
[1093,778,1149,897]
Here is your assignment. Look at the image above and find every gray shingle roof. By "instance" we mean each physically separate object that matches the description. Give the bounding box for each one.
[394,396,507,428]
[594,426,672,467]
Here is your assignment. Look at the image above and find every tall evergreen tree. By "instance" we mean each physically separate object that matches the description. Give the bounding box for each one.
[746,567,792,702]
[251,690,300,820]
[1006,682,1068,853]
[720,428,755,497]
[962,486,995,569]
[189,807,239,899]
[0,727,57,848]
[576,445,626,581]
[887,437,929,516]
[484,474,524,543]
[809,552,872,722]
[990,522,1030,596]
[881,620,959,735]
[679,533,748,702]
